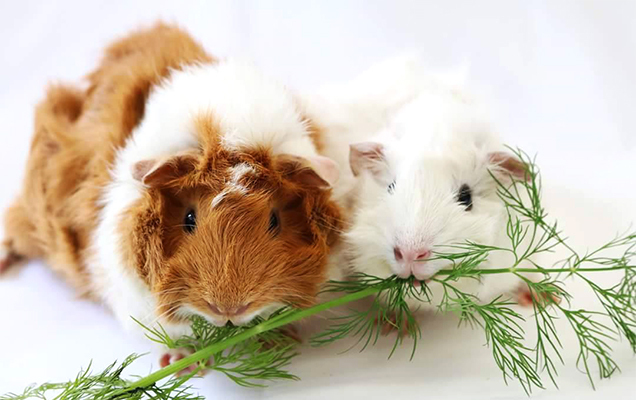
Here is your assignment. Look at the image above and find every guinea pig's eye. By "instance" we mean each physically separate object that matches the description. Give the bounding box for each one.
[457,184,473,211]
[268,210,280,234]
[387,180,396,195]
[183,209,197,233]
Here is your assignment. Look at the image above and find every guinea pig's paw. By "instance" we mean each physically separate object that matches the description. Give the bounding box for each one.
[376,313,415,338]
[278,325,302,343]
[516,286,534,308]
[515,285,560,308]
[159,348,206,377]
[258,325,302,351]
[0,243,22,274]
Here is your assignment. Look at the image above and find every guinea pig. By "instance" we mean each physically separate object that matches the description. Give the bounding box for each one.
[339,75,535,312]
[300,54,467,216]
[0,22,343,346]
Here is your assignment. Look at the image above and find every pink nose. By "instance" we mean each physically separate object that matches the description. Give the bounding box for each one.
[207,302,251,317]
[393,246,432,279]
[393,247,431,263]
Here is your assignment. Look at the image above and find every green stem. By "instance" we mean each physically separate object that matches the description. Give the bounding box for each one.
[121,263,631,392]
[435,266,634,275]
[123,285,382,392]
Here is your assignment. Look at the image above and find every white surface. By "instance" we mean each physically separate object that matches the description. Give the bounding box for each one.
[1,1,635,399]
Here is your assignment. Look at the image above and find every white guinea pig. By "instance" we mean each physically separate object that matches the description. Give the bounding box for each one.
[344,80,534,310]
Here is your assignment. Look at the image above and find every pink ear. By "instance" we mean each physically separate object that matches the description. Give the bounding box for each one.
[307,155,339,187]
[349,142,386,177]
[131,160,157,182]
[131,151,199,187]
[275,154,332,189]
[489,152,530,181]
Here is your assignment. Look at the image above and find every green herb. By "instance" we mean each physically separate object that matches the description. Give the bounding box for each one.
[3,148,635,398]
[0,355,204,400]
[135,311,299,388]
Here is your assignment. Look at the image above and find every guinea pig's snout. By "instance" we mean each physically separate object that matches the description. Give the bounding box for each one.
[206,301,253,326]
[392,246,432,280]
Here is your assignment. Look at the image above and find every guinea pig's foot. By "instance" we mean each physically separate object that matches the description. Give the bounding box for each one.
[376,313,413,338]
[516,285,560,308]
[278,325,302,343]
[159,349,206,377]
[0,243,22,273]
[258,325,302,350]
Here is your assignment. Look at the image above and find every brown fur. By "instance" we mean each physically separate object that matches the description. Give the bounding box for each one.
[122,115,342,323]
[2,23,212,294]
[302,116,326,154]
[3,23,343,325]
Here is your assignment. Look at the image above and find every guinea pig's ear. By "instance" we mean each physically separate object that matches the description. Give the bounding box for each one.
[131,150,199,187]
[275,154,339,189]
[488,151,530,181]
[350,142,390,180]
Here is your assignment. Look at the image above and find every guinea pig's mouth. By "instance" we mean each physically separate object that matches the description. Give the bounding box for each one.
[387,259,442,281]
[178,303,284,328]
[385,251,455,282]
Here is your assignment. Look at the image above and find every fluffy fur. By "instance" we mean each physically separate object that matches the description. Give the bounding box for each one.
[2,23,343,338]
[1,23,212,295]
[300,55,466,214]
[312,57,531,310]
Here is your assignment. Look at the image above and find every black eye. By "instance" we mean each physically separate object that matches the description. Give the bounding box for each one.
[268,210,280,234]
[387,180,396,194]
[183,209,197,233]
[457,184,473,211]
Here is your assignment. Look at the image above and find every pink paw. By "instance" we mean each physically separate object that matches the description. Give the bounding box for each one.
[376,313,413,338]
[159,349,203,377]
[516,285,560,308]
[259,325,302,350]
[278,325,302,343]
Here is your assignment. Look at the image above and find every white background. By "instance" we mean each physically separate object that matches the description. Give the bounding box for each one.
[1,1,635,399]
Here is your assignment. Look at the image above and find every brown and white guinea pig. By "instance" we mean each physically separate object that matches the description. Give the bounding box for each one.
[0,23,343,340]
[307,57,535,311]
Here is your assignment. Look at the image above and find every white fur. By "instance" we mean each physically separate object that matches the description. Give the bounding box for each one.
[88,60,324,337]
[301,54,467,212]
[313,56,528,310]
[228,163,256,182]
[176,301,284,328]
[210,191,228,209]
[211,163,256,208]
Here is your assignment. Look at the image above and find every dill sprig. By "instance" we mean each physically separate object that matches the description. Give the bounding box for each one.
[3,147,636,398]
[135,311,300,387]
[0,354,204,400]
[309,148,636,394]
[312,275,427,359]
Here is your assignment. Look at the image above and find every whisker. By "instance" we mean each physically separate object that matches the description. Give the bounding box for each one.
[146,303,181,327]
[153,286,189,296]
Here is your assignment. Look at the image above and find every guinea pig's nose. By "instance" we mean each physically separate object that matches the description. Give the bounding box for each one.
[393,247,404,261]
[394,247,431,263]
[227,303,251,317]
[207,302,252,317]
[207,302,223,315]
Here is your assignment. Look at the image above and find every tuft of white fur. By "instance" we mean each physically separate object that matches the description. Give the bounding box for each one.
[88,60,324,337]
[228,163,256,182]
[211,163,256,208]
